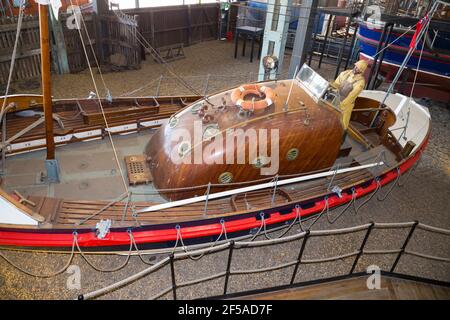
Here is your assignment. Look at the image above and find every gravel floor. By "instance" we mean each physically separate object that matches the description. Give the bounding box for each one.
[0,40,449,300]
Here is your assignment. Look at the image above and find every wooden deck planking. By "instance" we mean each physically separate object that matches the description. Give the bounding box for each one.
[235,276,450,300]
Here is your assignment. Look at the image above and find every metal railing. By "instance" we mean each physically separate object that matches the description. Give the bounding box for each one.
[79,220,450,300]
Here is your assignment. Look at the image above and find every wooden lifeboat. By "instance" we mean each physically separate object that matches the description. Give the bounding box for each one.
[146,79,345,200]
[0,65,432,252]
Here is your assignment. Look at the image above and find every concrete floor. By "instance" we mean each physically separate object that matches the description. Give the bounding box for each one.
[0,40,449,300]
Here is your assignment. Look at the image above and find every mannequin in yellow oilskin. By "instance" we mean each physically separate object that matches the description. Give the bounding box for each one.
[330,60,368,130]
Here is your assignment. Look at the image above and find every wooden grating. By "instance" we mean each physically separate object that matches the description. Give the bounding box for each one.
[125,154,153,186]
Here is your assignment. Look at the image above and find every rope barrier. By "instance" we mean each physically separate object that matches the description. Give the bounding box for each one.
[69,219,450,299]
[74,231,133,273]
[81,256,171,300]
[309,223,372,237]
[363,249,402,255]
[301,251,360,264]
[374,221,416,229]
[0,232,77,278]
[327,188,357,223]
[404,250,450,263]
[176,220,228,261]
[353,178,381,214]
[417,223,450,236]
[230,261,298,276]
[299,196,329,231]
[377,167,401,201]
[398,151,422,187]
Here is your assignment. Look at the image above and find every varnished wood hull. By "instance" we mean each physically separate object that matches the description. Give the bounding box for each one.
[146,80,345,200]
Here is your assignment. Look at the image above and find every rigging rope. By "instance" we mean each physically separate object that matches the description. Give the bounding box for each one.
[68,0,129,193]
[398,19,431,141]
[0,3,25,122]
[105,2,216,103]
[79,12,110,97]
[372,24,417,58]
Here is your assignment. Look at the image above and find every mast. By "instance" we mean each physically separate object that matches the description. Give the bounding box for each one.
[39,4,59,183]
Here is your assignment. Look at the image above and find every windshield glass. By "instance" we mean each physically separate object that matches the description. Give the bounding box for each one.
[296,64,329,99]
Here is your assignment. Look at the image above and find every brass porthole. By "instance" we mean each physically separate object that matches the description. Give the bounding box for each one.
[169,116,179,128]
[218,172,233,184]
[252,156,269,169]
[190,103,202,114]
[286,148,299,161]
[178,141,191,158]
[203,124,220,141]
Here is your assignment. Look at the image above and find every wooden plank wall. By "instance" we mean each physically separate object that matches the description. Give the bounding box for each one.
[1,3,220,85]
[59,13,98,73]
[0,12,141,84]
[123,3,219,49]
[61,12,140,73]
[0,16,41,84]
[97,12,140,68]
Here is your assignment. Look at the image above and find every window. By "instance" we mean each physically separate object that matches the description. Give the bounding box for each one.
[296,64,329,99]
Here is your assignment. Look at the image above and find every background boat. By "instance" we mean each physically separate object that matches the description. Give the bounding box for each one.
[357,18,450,102]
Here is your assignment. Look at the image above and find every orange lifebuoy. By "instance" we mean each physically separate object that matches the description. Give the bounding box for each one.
[230,84,275,111]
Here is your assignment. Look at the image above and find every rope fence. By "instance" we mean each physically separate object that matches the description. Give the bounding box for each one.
[0,218,448,299]
[74,220,450,300]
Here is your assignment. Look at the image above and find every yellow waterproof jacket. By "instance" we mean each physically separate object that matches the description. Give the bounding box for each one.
[331,70,366,129]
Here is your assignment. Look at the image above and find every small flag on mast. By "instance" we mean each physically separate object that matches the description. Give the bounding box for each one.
[409,14,430,49]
